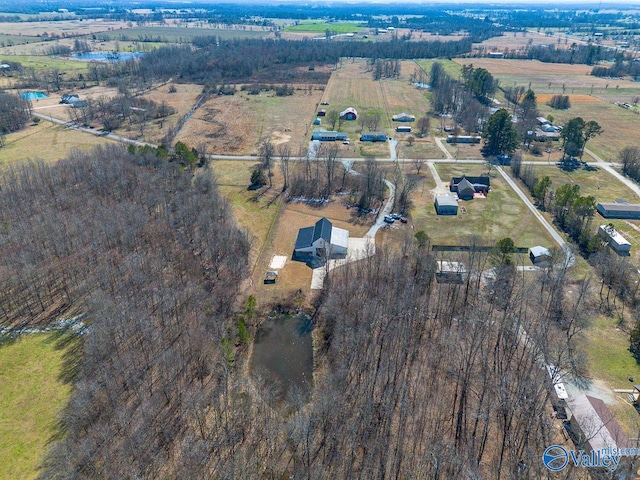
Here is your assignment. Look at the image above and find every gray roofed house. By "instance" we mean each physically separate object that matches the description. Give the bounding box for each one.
[597,202,640,220]
[294,217,349,259]
[456,177,475,200]
[451,175,490,197]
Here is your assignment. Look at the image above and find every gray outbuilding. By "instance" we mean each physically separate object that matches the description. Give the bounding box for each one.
[435,195,458,215]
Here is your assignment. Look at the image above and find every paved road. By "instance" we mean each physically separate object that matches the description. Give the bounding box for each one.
[434,137,454,159]
[496,166,575,267]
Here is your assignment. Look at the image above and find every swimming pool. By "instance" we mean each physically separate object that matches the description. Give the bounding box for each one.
[20,91,49,100]
[72,52,145,63]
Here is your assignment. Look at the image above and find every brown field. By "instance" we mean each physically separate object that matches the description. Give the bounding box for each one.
[0,121,115,165]
[396,137,446,160]
[536,93,601,104]
[118,83,203,145]
[476,31,559,51]
[538,98,640,162]
[455,58,594,76]
[177,87,323,155]
[0,19,130,37]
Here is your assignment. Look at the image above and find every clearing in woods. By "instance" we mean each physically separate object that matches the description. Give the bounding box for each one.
[176,86,324,155]
[0,334,73,480]
[0,121,115,165]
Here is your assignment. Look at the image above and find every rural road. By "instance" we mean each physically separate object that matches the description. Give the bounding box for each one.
[584,147,640,198]
[496,166,575,267]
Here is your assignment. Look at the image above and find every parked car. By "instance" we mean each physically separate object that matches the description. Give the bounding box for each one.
[384,215,394,224]
[390,213,401,219]
[400,216,408,223]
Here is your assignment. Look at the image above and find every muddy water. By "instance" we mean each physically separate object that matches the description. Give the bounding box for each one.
[251,314,313,402]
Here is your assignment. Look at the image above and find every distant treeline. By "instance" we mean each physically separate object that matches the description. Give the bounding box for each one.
[135,37,472,85]
[506,44,620,65]
[592,59,640,78]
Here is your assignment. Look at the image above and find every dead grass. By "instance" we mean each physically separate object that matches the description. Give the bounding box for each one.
[455,58,595,76]
[538,99,640,162]
[120,83,203,145]
[177,87,323,155]
[476,31,558,50]
[0,121,115,165]
[536,93,601,104]
[0,19,130,37]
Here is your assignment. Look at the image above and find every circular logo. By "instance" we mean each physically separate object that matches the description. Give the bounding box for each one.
[543,445,569,471]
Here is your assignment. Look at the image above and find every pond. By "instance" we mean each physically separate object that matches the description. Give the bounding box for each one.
[71,51,145,63]
[20,91,48,100]
[251,314,313,403]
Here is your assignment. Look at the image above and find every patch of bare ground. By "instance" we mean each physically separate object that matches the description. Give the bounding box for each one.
[119,83,203,144]
[177,87,324,155]
[476,31,558,51]
[455,58,594,76]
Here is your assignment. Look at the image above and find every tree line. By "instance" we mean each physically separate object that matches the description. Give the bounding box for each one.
[0,91,32,134]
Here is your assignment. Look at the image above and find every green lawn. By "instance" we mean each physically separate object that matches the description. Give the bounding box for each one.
[0,334,73,480]
[414,59,462,81]
[0,34,42,47]
[284,21,364,34]
[0,54,89,74]
[410,164,557,249]
[523,164,640,204]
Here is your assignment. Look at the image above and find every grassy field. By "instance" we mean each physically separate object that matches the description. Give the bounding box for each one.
[0,33,42,47]
[414,58,462,81]
[0,121,116,165]
[0,334,73,480]
[96,26,270,42]
[525,164,640,204]
[579,314,640,435]
[537,99,640,163]
[284,21,364,34]
[0,54,90,74]
[410,163,557,248]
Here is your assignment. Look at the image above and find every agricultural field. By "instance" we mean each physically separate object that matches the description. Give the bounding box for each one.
[475,31,561,52]
[0,334,73,480]
[454,58,640,163]
[0,19,129,37]
[414,58,462,81]
[0,121,115,165]
[320,59,435,158]
[96,26,271,43]
[176,85,323,155]
[0,33,42,47]
[284,21,365,34]
[410,163,558,249]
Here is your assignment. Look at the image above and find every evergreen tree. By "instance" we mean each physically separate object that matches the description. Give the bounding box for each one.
[482,109,519,156]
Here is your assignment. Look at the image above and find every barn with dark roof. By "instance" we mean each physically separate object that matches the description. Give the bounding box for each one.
[294,217,349,259]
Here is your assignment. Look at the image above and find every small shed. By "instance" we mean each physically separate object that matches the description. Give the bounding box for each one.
[435,195,458,215]
[317,109,326,116]
[436,261,468,283]
[598,224,631,254]
[313,118,321,125]
[396,125,412,133]
[264,270,278,284]
[529,246,552,265]
[339,107,358,120]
